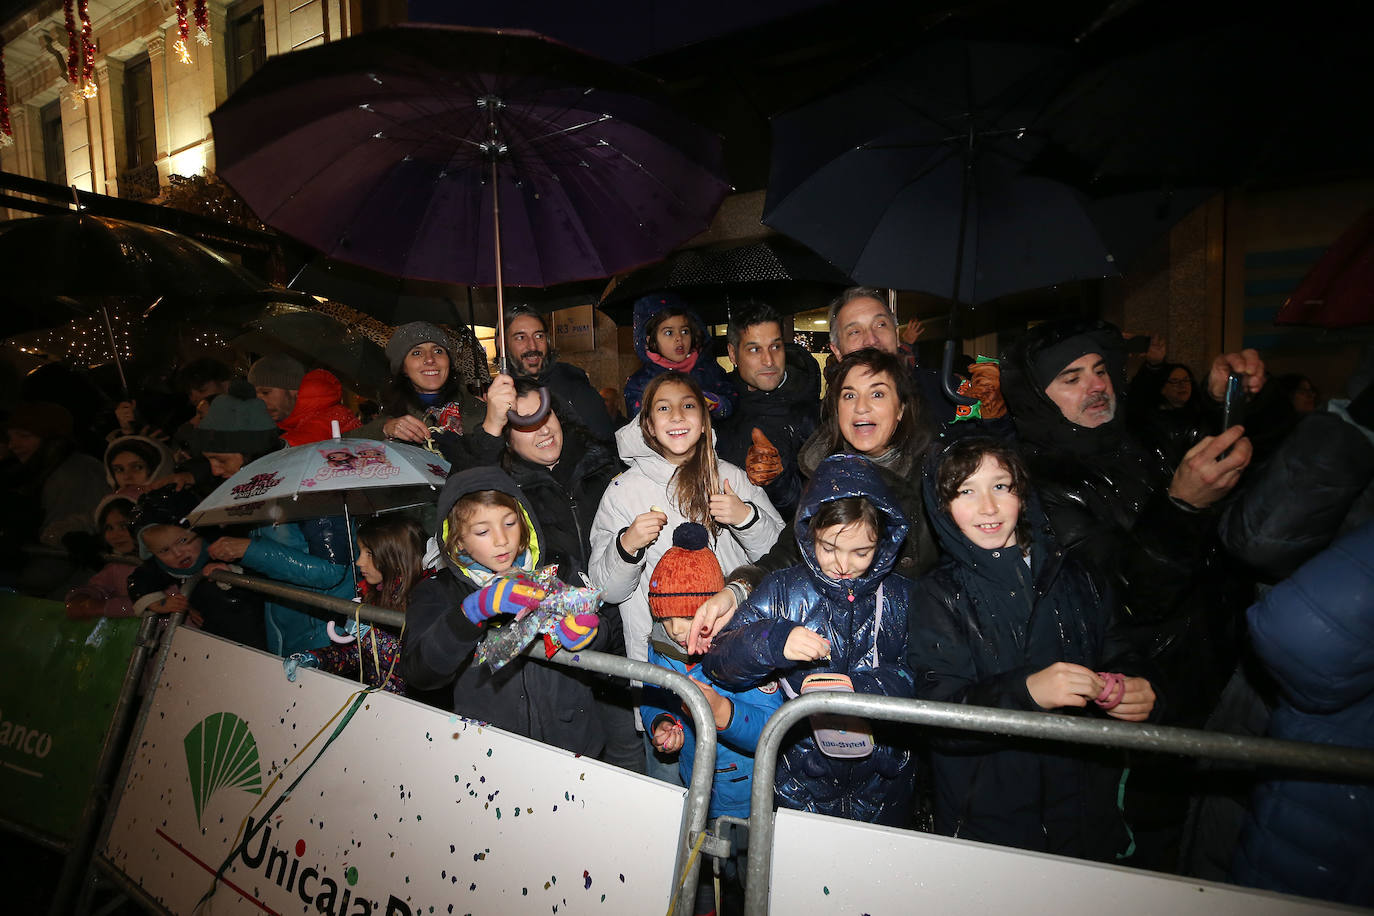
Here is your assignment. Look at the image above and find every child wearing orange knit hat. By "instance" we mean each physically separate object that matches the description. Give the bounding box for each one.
[640,522,780,914]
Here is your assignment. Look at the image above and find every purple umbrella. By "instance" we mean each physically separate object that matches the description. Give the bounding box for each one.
[210,23,729,386]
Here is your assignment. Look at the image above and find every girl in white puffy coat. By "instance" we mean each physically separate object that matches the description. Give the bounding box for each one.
[590,373,784,771]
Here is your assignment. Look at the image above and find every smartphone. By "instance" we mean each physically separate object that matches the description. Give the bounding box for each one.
[1124,334,1151,354]
[1221,372,1245,432]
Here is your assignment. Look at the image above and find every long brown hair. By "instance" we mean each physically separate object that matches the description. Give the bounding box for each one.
[637,371,721,535]
[357,516,428,612]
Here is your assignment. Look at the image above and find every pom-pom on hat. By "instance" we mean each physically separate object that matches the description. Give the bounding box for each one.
[648,522,724,619]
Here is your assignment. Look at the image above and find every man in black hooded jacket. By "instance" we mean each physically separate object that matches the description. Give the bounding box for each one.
[1002,317,1267,870]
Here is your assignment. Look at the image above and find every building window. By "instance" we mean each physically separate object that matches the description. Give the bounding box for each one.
[124,55,156,169]
[41,101,66,186]
[227,1,266,94]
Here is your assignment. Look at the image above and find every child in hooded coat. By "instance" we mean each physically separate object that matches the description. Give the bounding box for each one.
[398,467,609,757]
[623,292,737,420]
[907,435,1160,860]
[702,453,918,827]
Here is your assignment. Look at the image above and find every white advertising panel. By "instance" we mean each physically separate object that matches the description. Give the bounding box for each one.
[103,627,683,915]
[768,809,1352,915]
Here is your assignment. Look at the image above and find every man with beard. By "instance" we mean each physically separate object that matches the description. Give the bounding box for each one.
[716,303,821,522]
[499,306,615,445]
[1001,317,1266,868]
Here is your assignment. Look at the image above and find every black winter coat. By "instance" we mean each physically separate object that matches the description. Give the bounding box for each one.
[715,344,821,522]
[908,446,1157,857]
[398,467,609,757]
[1001,320,1241,723]
[127,560,268,650]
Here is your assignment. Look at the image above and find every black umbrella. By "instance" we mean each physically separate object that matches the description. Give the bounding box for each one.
[763,39,1209,402]
[220,301,394,400]
[599,236,852,323]
[0,209,273,393]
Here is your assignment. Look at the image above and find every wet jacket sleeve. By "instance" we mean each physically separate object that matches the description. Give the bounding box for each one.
[242,537,353,591]
[588,485,647,604]
[398,574,484,691]
[717,678,783,755]
[299,515,352,567]
[126,561,176,615]
[701,576,798,689]
[439,425,507,475]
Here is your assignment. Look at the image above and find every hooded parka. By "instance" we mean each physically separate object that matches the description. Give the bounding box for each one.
[399,466,609,757]
[702,454,918,827]
[908,437,1157,858]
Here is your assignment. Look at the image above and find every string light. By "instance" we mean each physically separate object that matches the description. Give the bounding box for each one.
[193,0,211,47]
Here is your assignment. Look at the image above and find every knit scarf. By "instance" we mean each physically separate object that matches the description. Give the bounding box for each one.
[647,349,700,372]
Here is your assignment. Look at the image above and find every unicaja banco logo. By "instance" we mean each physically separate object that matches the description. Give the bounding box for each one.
[184,712,262,829]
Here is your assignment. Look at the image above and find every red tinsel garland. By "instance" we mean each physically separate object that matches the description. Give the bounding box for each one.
[193,0,211,45]
[79,0,95,83]
[64,0,78,84]
[175,0,191,63]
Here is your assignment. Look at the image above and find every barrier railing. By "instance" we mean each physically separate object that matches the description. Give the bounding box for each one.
[744,691,1374,916]
[64,567,718,916]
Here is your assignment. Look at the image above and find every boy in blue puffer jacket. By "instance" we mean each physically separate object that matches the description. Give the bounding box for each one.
[702,453,918,827]
[640,522,778,915]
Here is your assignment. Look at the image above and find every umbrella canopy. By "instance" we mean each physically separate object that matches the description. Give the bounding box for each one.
[599,236,851,323]
[189,437,449,528]
[1276,209,1374,329]
[0,212,267,310]
[223,301,394,400]
[763,40,1126,304]
[210,23,730,290]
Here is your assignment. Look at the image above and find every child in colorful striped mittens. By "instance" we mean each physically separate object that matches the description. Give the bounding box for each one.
[399,467,607,757]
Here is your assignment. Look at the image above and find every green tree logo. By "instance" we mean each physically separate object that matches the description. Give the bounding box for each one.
[183,712,263,829]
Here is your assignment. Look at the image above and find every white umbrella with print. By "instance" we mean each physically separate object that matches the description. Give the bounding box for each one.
[188,434,448,529]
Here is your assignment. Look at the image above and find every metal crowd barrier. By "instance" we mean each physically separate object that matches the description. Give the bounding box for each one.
[743,691,1374,916]
[56,568,718,916]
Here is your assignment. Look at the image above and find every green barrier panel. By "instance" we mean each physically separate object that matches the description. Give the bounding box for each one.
[0,594,141,844]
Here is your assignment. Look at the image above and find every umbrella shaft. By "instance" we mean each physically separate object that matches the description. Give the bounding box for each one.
[488,118,507,370]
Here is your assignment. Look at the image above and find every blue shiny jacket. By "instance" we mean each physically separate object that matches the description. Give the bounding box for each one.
[1231,521,1374,905]
[702,453,918,826]
[242,515,354,656]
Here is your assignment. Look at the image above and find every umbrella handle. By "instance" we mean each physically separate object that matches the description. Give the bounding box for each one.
[941,339,979,406]
[507,385,552,427]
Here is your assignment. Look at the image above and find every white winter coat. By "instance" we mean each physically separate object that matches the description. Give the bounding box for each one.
[590,422,785,665]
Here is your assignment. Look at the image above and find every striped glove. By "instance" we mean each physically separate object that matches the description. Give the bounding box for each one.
[462,578,547,625]
[554,613,599,651]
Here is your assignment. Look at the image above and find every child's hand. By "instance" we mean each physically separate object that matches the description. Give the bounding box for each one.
[687,588,739,655]
[462,579,547,625]
[1026,662,1103,710]
[709,479,752,527]
[151,593,204,627]
[481,374,518,436]
[689,677,733,730]
[782,626,831,662]
[652,719,684,753]
[208,537,251,562]
[555,613,599,651]
[620,509,668,553]
[1105,677,1156,722]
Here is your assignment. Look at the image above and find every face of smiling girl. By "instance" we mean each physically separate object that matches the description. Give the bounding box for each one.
[836,367,903,457]
[647,381,704,465]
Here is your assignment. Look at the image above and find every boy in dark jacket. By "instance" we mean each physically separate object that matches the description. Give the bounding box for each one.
[908,435,1158,860]
[398,466,608,757]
